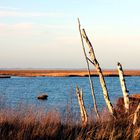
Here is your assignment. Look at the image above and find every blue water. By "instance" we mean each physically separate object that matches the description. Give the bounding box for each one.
[0,76,140,114]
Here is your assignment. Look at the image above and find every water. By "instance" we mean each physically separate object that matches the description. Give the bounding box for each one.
[0,76,140,114]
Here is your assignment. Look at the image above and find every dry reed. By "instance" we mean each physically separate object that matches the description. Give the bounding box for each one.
[0,104,140,140]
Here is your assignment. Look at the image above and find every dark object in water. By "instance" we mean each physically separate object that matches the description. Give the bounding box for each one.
[37,94,48,100]
[0,75,11,78]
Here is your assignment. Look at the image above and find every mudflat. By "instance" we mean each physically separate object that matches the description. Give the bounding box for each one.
[0,69,140,77]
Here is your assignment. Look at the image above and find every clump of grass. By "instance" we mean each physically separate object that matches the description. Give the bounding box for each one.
[0,105,140,140]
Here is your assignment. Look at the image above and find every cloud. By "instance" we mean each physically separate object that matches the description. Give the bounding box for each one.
[0,23,34,30]
[0,23,39,37]
[0,10,64,18]
[0,6,20,10]
[0,22,73,38]
[0,23,73,32]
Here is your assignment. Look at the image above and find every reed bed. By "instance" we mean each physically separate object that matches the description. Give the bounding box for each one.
[0,105,140,140]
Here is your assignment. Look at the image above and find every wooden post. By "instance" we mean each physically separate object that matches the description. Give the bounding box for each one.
[78,19,100,119]
[76,85,88,125]
[117,62,129,113]
[133,103,140,125]
[81,29,116,117]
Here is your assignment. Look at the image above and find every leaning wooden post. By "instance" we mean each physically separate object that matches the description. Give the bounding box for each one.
[81,29,116,117]
[133,103,140,125]
[76,85,88,125]
[80,89,88,123]
[78,19,100,119]
[117,62,129,113]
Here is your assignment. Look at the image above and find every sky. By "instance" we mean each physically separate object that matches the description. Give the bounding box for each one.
[0,0,140,69]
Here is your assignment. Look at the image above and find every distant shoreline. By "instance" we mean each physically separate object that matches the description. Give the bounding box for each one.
[0,69,140,77]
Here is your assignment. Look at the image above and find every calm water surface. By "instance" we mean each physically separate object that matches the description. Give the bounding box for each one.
[0,76,140,114]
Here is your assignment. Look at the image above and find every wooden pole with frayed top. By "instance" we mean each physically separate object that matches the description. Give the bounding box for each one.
[81,28,116,118]
[78,18,100,119]
[117,62,129,113]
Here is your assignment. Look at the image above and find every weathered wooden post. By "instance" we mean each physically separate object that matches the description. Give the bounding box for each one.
[81,29,116,117]
[117,62,129,113]
[78,19,100,119]
[76,85,88,125]
[133,103,140,125]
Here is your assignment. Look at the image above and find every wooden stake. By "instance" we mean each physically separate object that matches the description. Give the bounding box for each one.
[133,103,140,125]
[81,29,116,117]
[78,19,100,119]
[76,85,88,125]
[117,62,129,113]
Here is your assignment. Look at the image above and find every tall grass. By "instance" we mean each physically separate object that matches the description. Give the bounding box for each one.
[0,104,140,140]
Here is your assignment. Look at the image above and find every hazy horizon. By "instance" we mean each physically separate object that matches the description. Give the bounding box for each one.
[0,0,140,69]
[0,68,140,70]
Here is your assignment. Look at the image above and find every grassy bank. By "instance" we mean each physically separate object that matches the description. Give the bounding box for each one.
[0,69,140,77]
[0,106,140,140]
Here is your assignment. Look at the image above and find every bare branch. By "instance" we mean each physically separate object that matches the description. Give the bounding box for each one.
[78,19,100,119]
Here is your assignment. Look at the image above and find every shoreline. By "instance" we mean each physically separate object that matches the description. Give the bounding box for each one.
[0,69,140,77]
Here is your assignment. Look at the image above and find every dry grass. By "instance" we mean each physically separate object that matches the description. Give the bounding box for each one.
[0,69,140,77]
[0,105,140,140]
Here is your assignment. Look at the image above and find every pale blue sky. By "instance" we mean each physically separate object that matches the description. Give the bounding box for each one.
[0,0,140,69]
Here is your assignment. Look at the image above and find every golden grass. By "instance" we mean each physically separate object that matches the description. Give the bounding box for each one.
[0,105,140,140]
[0,69,140,77]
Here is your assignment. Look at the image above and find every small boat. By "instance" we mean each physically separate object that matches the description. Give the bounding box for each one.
[37,94,48,100]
